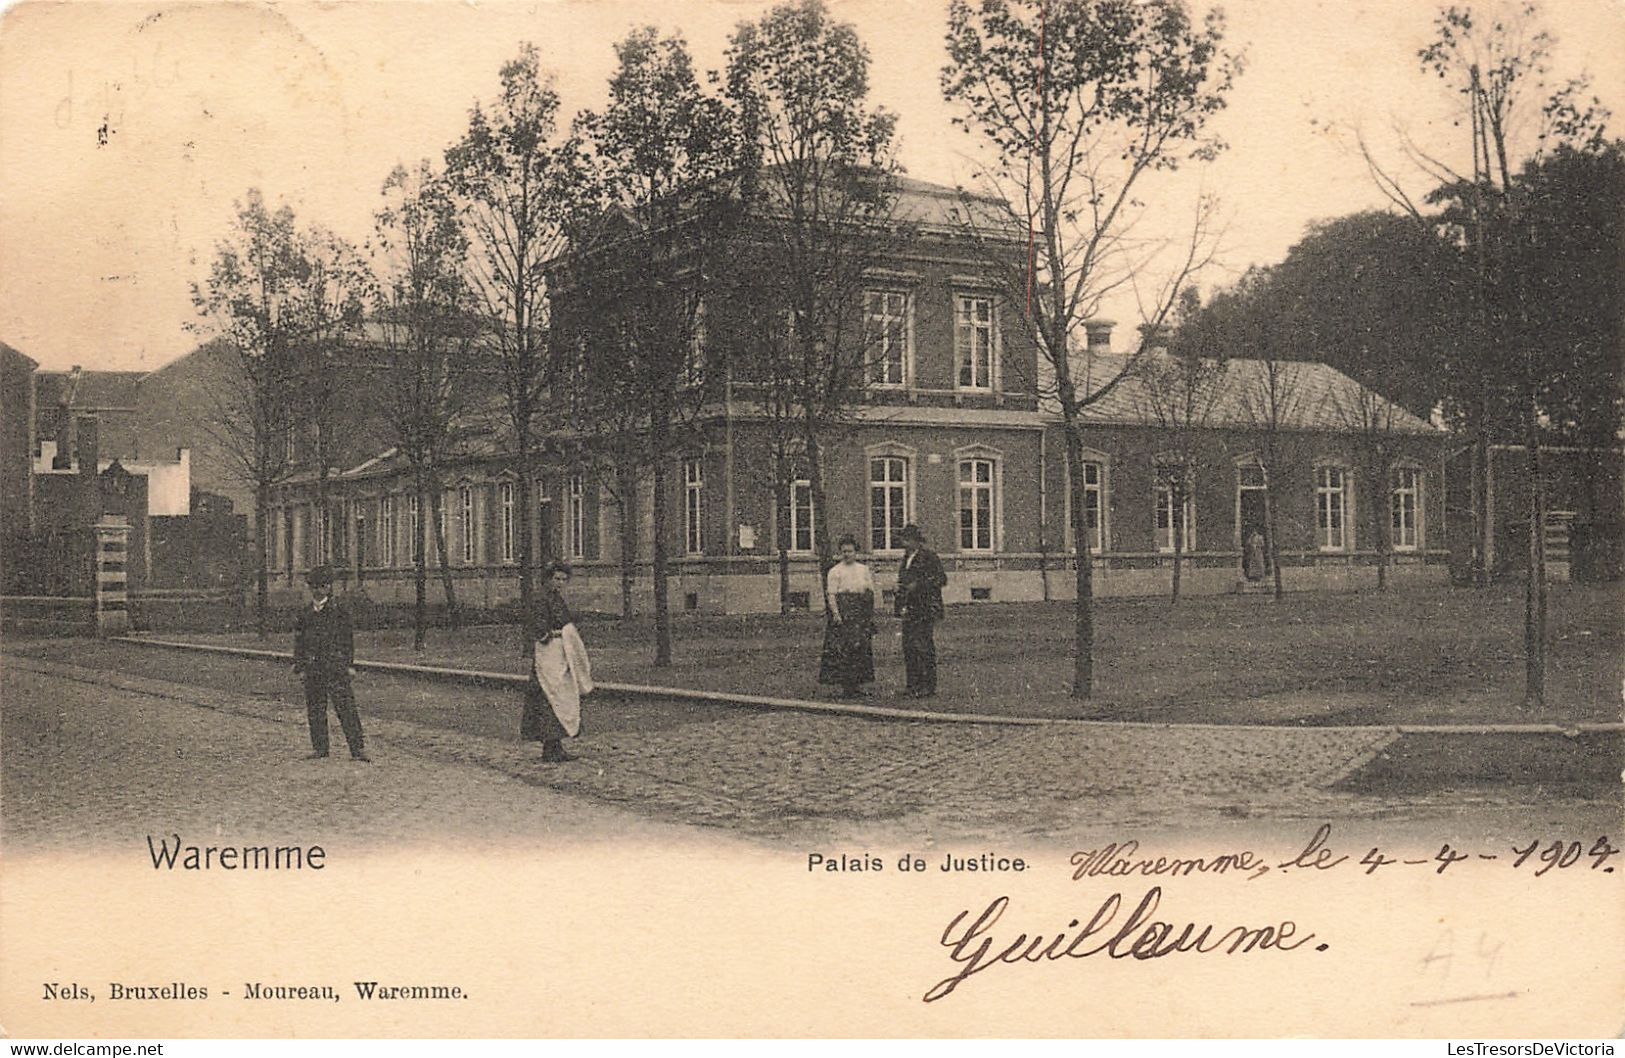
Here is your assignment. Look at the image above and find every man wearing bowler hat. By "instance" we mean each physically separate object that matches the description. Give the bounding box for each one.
[894,524,946,698]
[293,565,369,762]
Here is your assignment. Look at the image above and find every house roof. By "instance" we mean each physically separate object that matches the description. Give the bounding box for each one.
[1066,353,1440,435]
[36,368,146,411]
[1,341,38,370]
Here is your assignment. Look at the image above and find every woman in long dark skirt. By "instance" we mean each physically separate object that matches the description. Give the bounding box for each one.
[818,534,876,698]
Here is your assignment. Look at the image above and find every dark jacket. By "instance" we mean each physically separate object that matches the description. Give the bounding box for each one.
[895,546,946,622]
[293,598,355,675]
[531,587,573,644]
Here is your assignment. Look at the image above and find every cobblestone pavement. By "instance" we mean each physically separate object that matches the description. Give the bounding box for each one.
[5,649,1616,849]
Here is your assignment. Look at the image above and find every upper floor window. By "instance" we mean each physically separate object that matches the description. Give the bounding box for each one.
[865,290,909,388]
[684,459,704,556]
[1316,466,1349,551]
[954,294,995,391]
[958,457,996,551]
[1391,466,1420,551]
[787,479,815,554]
[869,456,910,552]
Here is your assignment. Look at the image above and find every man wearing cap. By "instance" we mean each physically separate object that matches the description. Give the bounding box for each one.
[293,565,369,762]
[894,524,947,698]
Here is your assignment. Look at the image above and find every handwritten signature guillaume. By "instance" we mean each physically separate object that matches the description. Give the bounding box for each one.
[924,887,1321,1002]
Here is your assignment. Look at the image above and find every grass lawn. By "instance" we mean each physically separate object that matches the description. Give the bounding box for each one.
[178,582,1621,726]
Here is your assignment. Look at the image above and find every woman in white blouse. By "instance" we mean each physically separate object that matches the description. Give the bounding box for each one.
[818,534,877,698]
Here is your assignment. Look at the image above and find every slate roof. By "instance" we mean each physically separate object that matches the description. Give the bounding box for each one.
[1064,353,1439,435]
[36,369,146,411]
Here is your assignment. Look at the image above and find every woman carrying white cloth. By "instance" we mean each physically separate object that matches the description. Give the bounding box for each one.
[522,561,594,762]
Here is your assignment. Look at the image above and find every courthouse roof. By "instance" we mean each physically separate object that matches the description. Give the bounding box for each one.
[1066,353,1440,435]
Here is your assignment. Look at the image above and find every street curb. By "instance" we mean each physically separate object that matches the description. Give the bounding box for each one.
[112,635,1625,737]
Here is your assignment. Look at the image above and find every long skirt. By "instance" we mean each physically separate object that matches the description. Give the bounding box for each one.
[818,592,876,689]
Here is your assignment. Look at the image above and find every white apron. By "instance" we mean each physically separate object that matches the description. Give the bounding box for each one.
[532,623,594,737]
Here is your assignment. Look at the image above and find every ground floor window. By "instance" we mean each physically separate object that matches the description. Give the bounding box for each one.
[459,485,476,565]
[959,458,995,551]
[788,479,815,554]
[1317,466,1348,551]
[1154,478,1195,553]
[870,456,908,551]
[1391,466,1420,550]
[499,482,515,564]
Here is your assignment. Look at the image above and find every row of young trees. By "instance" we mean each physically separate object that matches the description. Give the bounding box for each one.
[189,0,1251,698]
[192,0,1604,709]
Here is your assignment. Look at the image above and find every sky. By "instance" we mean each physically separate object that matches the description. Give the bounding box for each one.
[1,0,1621,373]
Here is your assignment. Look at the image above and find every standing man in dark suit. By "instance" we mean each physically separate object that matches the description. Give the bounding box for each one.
[894,524,946,698]
[293,565,369,762]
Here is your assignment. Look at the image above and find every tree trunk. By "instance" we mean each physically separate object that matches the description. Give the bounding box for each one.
[514,421,536,638]
[1061,417,1094,700]
[802,418,833,615]
[1524,403,1547,709]
[413,467,428,652]
[254,483,270,639]
[773,446,792,615]
[650,420,672,667]
[1265,481,1284,601]
[1170,480,1184,604]
[1372,460,1389,591]
[1474,427,1494,587]
[431,485,459,631]
[616,461,638,622]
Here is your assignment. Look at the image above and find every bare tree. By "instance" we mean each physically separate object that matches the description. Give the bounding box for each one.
[444,44,574,630]
[941,0,1238,699]
[190,190,331,637]
[724,0,910,593]
[574,27,748,667]
[372,160,480,648]
[1134,305,1229,602]
[1233,351,1308,601]
[1327,374,1404,590]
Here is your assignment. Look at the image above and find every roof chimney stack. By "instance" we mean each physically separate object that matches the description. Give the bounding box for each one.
[1083,319,1114,354]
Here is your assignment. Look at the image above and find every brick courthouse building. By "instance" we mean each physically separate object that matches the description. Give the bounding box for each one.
[266,177,1448,613]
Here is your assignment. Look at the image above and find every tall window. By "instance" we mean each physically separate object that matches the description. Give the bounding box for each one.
[684,459,703,555]
[865,290,908,387]
[459,485,475,565]
[1316,466,1348,550]
[1077,461,1104,553]
[788,479,815,554]
[379,495,395,567]
[954,294,995,391]
[567,475,584,560]
[436,495,447,567]
[499,482,515,564]
[1391,466,1420,550]
[959,458,995,551]
[869,457,909,551]
[1154,479,1196,553]
[408,493,422,563]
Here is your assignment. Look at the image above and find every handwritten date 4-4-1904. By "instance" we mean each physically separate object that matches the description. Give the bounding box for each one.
[1070,827,1620,881]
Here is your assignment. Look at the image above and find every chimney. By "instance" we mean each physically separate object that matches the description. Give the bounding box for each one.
[1083,319,1115,354]
[1137,323,1170,353]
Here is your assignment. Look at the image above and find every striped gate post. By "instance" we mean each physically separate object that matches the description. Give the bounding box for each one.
[93,514,132,636]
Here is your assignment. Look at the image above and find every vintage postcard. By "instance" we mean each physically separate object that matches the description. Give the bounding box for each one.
[1,0,1621,1039]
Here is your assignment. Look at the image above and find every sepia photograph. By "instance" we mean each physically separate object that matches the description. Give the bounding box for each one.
[0,0,1620,1039]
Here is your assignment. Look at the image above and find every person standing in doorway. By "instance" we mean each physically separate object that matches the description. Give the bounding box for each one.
[894,524,946,698]
[293,565,369,762]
